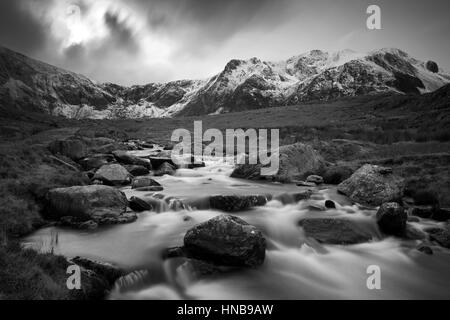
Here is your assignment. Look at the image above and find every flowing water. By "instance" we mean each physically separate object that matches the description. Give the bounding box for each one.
[23,154,450,300]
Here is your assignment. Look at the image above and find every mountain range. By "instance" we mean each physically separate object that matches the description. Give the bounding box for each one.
[1,46,449,119]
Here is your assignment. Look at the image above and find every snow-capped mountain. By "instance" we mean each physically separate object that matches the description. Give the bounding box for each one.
[1,46,449,119]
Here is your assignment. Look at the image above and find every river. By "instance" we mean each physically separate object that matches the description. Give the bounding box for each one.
[23,153,450,299]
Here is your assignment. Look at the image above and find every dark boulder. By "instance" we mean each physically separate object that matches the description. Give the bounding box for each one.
[209,195,269,212]
[133,186,164,192]
[337,164,405,206]
[129,196,153,212]
[154,162,176,176]
[131,177,161,189]
[47,185,128,222]
[79,154,115,171]
[325,200,336,209]
[149,157,175,169]
[426,225,450,249]
[71,257,125,285]
[231,143,326,182]
[93,164,132,186]
[426,61,439,73]
[299,217,372,245]
[376,202,407,236]
[323,165,354,184]
[306,175,324,185]
[112,150,152,169]
[184,215,266,268]
[124,165,150,177]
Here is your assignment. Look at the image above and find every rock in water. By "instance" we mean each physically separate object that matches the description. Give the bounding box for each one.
[337,164,404,206]
[426,226,450,249]
[154,162,176,176]
[184,215,266,268]
[124,165,150,177]
[209,195,269,212]
[306,175,324,185]
[376,202,407,236]
[129,197,153,212]
[325,200,336,209]
[231,143,325,182]
[112,150,152,169]
[131,177,161,189]
[94,164,132,186]
[299,218,372,245]
[47,185,128,221]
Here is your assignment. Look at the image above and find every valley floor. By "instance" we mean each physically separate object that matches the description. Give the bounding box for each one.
[0,94,449,299]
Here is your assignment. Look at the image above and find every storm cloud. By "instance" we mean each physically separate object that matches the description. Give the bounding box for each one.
[0,0,449,86]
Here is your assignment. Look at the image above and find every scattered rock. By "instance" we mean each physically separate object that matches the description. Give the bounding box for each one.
[112,150,152,169]
[209,195,269,212]
[325,200,336,209]
[71,257,125,285]
[131,177,161,189]
[323,165,354,184]
[410,206,449,222]
[337,164,405,206]
[129,196,153,212]
[154,162,176,176]
[162,247,186,260]
[376,202,407,236]
[94,164,132,186]
[184,215,266,268]
[79,154,115,171]
[48,138,88,160]
[149,157,175,169]
[231,143,326,182]
[133,186,164,192]
[60,216,98,230]
[426,226,450,248]
[47,185,128,221]
[299,218,372,245]
[273,190,312,204]
[306,175,324,185]
[403,224,426,240]
[417,244,433,255]
[425,61,439,73]
[96,212,137,225]
[124,165,150,177]
[296,181,317,187]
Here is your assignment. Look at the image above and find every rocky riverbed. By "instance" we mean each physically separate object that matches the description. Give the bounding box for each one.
[21,138,450,300]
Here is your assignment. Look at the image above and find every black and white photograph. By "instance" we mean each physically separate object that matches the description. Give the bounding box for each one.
[0,0,449,305]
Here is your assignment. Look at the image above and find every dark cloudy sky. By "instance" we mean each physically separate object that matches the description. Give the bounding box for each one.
[1,0,449,85]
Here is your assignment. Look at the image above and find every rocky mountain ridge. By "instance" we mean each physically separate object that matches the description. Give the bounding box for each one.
[1,46,449,119]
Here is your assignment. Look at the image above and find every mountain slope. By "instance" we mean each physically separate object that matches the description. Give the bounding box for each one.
[0,46,449,119]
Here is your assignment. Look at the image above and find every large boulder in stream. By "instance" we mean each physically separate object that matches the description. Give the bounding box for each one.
[112,150,152,169]
[94,164,132,186]
[299,217,372,245]
[154,162,176,176]
[131,177,161,189]
[47,185,129,222]
[231,143,326,182]
[209,195,269,212]
[337,164,405,206]
[376,202,407,236]
[184,215,266,268]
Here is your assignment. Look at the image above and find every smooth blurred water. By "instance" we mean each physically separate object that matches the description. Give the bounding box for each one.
[23,155,450,300]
